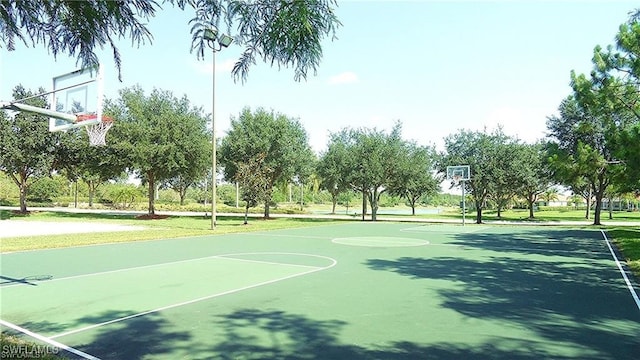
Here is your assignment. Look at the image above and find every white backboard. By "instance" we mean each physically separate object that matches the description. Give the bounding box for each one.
[49,64,103,132]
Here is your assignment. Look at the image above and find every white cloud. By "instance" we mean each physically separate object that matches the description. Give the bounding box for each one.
[327,71,358,85]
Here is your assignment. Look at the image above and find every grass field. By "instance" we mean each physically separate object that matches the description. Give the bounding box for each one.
[1,219,639,359]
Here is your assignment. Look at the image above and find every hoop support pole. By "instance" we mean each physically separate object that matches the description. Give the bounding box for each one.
[3,102,77,122]
[462,180,466,226]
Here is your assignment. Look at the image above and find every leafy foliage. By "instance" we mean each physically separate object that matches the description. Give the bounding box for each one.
[316,136,352,214]
[546,93,625,225]
[517,142,554,219]
[387,143,440,215]
[1,0,341,81]
[219,107,314,218]
[234,153,273,224]
[322,122,405,221]
[0,85,59,212]
[107,86,210,214]
[438,128,515,224]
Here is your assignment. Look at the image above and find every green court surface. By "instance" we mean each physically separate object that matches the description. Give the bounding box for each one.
[1,222,639,359]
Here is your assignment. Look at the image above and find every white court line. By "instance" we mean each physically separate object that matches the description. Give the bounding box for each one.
[1,253,320,289]
[0,319,101,360]
[600,230,640,312]
[0,254,227,289]
[217,252,326,269]
[49,253,337,339]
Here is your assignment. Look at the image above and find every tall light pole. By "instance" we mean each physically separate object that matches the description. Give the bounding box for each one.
[204,27,233,230]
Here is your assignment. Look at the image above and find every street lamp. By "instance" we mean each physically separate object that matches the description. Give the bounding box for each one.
[204,27,233,230]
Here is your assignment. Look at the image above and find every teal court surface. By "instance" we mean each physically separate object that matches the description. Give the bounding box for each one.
[1,222,639,359]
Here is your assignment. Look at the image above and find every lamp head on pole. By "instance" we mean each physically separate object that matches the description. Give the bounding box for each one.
[204,27,233,49]
[219,34,233,47]
[203,28,218,42]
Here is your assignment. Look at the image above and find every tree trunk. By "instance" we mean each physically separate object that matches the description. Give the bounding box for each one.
[19,181,27,213]
[331,194,337,214]
[88,180,95,207]
[593,197,602,225]
[264,200,270,219]
[584,191,591,220]
[411,197,416,215]
[608,196,613,220]
[475,198,483,224]
[497,206,502,219]
[10,173,29,213]
[585,196,591,220]
[300,183,304,211]
[244,204,249,225]
[361,189,366,221]
[179,187,186,206]
[527,194,535,219]
[147,172,155,215]
[369,190,378,222]
[593,181,607,226]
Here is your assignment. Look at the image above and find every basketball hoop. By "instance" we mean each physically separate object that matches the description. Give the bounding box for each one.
[76,114,114,146]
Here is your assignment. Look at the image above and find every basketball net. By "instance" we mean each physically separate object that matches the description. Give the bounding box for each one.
[453,175,462,185]
[76,114,114,146]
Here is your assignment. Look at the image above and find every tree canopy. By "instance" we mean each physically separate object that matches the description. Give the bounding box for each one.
[0,85,59,212]
[1,0,341,81]
[387,142,440,215]
[439,128,514,224]
[219,107,314,218]
[546,95,625,225]
[107,85,210,215]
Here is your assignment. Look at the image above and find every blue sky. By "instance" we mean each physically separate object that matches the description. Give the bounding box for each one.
[0,1,637,153]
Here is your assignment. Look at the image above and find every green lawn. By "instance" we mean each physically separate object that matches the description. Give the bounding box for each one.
[0,210,341,253]
[608,227,640,276]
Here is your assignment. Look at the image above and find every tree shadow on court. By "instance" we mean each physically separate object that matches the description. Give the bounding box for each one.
[205,308,585,359]
[450,228,611,257]
[366,249,640,359]
[63,310,191,360]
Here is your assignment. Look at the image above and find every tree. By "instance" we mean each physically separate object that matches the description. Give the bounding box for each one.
[439,128,510,224]
[329,123,404,221]
[488,141,527,219]
[107,86,210,215]
[0,85,59,212]
[518,142,554,219]
[161,137,209,206]
[1,0,341,82]
[219,107,314,218]
[540,187,560,205]
[388,143,440,215]
[52,120,129,207]
[234,153,273,225]
[317,138,352,214]
[546,95,625,225]
[573,15,640,193]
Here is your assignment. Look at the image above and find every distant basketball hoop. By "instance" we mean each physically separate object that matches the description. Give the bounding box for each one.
[447,165,471,226]
[76,114,113,146]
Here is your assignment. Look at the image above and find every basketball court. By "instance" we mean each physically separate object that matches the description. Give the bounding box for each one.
[1,222,639,359]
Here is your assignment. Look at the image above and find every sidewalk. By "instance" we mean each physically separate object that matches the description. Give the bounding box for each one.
[2,205,639,227]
